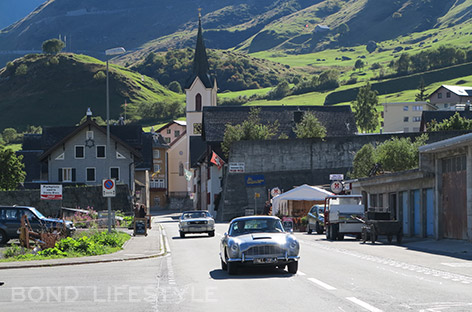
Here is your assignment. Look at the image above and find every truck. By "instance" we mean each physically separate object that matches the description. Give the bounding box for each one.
[324,195,365,241]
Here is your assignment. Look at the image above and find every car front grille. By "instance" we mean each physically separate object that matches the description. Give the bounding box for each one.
[244,245,285,257]
[189,221,207,225]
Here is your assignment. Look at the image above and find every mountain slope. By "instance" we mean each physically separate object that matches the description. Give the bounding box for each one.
[0,0,45,30]
[0,53,182,130]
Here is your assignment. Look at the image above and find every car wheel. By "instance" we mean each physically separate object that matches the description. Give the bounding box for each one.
[227,261,238,275]
[287,261,298,274]
[326,225,331,240]
[179,231,185,238]
[221,258,227,271]
[332,224,339,241]
[208,230,215,237]
[0,229,7,245]
[316,222,324,234]
[307,224,313,234]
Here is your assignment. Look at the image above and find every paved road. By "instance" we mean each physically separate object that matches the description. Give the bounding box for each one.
[0,213,471,311]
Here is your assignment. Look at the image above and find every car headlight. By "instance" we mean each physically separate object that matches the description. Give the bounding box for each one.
[229,242,239,257]
[289,241,298,250]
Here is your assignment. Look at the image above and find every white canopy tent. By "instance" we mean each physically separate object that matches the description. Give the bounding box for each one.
[271,184,333,216]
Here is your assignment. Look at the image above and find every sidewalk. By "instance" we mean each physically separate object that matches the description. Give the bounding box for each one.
[0,218,166,270]
[400,237,472,260]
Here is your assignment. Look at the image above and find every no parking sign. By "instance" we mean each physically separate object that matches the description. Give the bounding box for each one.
[102,179,116,197]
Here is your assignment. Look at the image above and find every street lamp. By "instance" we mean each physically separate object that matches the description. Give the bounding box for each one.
[105,47,126,233]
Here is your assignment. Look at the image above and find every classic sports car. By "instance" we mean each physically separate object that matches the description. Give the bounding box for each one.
[220,216,300,275]
[179,210,215,238]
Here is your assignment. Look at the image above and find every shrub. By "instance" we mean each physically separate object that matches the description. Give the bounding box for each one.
[93,71,106,80]
[15,64,28,76]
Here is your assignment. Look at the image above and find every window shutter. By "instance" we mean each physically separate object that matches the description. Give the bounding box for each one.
[58,168,62,182]
[72,168,76,182]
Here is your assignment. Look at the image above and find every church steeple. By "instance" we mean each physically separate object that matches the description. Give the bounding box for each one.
[191,10,213,88]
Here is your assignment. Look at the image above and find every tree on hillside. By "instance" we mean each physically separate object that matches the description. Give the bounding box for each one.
[352,83,379,133]
[42,39,65,55]
[221,107,279,157]
[293,111,326,139]
[415,77,428,101]
[395,53,410,74]
[426,112,472,132]
[354,59,364,71]
[2,128,18,144]
[0,147,26,191]
[267,81,290,100]
[168,81,182,93]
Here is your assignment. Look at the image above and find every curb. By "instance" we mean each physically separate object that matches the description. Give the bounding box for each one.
[0,224,168,271]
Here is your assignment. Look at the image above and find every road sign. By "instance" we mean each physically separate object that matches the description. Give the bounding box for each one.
[40,184,62,200]
[102,179,116,197]
[330,174,344,181]
[330,180,343,194]
[271,187,281,197]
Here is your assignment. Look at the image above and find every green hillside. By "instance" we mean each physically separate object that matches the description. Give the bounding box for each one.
[0,53,183,130]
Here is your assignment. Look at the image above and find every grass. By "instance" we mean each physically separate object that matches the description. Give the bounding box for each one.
[142,116,186,132]
[0,230,130,262]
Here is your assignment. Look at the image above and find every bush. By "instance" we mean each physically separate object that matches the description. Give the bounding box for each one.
[15,64,28,76]
[93,71,106,80]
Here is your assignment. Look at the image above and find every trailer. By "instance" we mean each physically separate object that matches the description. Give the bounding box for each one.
[360,212,403,244]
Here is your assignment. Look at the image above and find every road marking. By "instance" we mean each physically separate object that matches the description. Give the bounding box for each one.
[442,263,472,268]
[308,277,336,290]
[346,297,383,312]
[216,233,223,237]
[297,271,306,276]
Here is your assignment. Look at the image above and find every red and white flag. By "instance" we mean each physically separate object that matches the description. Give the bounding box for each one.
[210,151,224,169]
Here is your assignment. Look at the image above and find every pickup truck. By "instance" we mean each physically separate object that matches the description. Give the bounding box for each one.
[324,195,365,241]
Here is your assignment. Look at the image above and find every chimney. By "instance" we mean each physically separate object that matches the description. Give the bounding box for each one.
[86,107,92,120]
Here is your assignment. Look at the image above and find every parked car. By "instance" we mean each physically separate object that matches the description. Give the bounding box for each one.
[179,210,215,238]
[220,216,300,275]
[0,205,76,244]
[307,204,325,234]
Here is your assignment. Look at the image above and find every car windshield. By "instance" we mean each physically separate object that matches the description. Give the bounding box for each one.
[182,212,209,219]
[29,208,45,219]
[229,218,284,236]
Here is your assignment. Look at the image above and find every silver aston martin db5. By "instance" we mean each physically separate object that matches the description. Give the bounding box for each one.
[179,210,215,238]
[220,216,300,275]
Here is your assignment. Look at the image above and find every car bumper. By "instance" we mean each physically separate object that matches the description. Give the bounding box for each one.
[227,255,299,265]
[180,225,214,233]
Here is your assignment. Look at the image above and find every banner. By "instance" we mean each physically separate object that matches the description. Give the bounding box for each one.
[210,151,224,169]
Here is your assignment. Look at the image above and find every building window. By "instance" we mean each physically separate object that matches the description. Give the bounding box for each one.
[193,123,202,134]
[413,105,423,111]
[59,168,75,182]
[413,127,420,132]
[164,137,171,143]
[153,149,160,159]
[403,116,409,122]
[75,145,85,159]
[174,130,180,138]
[179,162,184,176]
[446,92,451,98]
[96,146,106,158]
[196,93,202,111]
[438,93,442,99]
[110,167,120,181]
[403,106,409,111]
[153,164,161,173]
[166,129,171,134]
[413,116,421,122]
[86,168,96,182]
[86,131,94,140]
[444,103,449,108]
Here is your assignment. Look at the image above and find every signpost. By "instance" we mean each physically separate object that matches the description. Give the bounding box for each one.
[329,174,344,181]
[229,162,245,173]
[330,181,343,194]
[40,184,62,200]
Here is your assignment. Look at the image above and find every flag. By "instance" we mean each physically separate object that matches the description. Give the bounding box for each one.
[151,169,160,178]
[210,151,224,169]
[184,168,193,181]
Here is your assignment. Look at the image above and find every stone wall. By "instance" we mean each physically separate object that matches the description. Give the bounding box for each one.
[0,185,132,217]
[217,131,472,221]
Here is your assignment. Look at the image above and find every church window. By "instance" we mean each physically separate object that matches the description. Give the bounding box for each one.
[196,94,202,111]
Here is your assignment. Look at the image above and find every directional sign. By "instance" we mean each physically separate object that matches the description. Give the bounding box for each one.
[102,179,116,197]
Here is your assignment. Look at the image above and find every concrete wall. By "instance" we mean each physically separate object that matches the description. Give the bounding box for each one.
[0,185,132,217]
[217,131,472,221]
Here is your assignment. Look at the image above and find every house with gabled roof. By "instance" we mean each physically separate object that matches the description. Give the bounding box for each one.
[428,85,472,109]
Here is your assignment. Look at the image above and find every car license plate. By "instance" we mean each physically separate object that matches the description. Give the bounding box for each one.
[254,257,277,264]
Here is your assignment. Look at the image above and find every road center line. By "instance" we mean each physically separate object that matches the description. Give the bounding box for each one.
[346,297,383,312]
[308,277,336,290]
